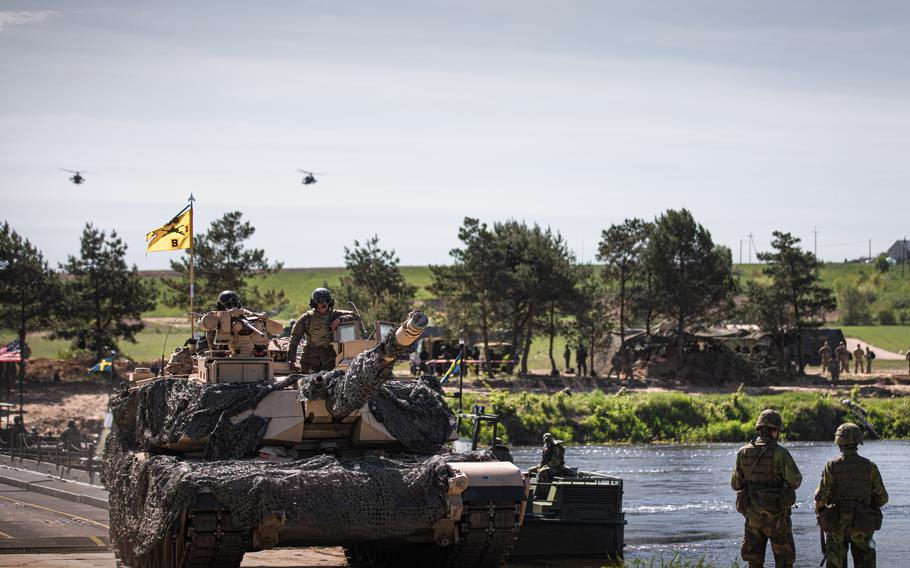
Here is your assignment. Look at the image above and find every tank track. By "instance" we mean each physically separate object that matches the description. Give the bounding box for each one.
[114,494,248,568]
[344,500,521,568]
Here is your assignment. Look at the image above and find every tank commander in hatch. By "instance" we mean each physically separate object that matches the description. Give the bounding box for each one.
[731,409,802,568]
[815,423,888,568]
[529,432,573,499]
[287,287,358,373]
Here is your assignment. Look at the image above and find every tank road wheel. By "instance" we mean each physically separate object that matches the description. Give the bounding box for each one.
[176,493,249,568]
[445,502,522,568]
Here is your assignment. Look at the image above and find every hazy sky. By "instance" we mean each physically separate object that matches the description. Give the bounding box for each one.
[2,1,909,270]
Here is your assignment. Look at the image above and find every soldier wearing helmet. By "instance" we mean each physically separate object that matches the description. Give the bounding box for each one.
[287,287,358,373]
[815,423,888,568]
[529,432,573,499]
[731,409,802,568]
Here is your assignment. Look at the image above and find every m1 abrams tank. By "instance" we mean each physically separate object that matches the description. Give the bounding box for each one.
[103,308,528,568]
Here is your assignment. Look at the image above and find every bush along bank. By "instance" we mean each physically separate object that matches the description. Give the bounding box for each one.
[454,388,910,445]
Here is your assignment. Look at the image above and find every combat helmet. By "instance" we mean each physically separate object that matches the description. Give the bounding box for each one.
[755,409,783,431]
[310,287,334,309]
[216,290,242,310]
[834,422,863,446]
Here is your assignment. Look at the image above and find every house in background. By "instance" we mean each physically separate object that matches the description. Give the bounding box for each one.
[886,239,909,262]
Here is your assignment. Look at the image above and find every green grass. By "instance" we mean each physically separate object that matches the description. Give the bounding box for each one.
[840,326,910,354]
[2,322,193,364]
[457,389,910,445]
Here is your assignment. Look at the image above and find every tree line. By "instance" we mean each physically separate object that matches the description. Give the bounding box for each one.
[1,207,836,380]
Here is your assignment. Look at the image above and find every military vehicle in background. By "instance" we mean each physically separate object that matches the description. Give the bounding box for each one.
[106,308,529,568]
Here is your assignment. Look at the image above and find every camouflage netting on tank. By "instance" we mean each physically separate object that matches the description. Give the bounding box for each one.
[368,378,456,453]
[108,373,302,459]
[106,443,494,555]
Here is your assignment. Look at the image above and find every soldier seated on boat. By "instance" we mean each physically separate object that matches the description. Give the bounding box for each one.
[529,432,574,499]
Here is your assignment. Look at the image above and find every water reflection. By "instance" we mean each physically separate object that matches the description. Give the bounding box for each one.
[513,441,909,567]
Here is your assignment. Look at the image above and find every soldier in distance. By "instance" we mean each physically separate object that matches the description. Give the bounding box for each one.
[819,341,832,374]
[815,423,888,568]
[853,344,864,375]
[59,420,83,450]
[731,409,802,568]
[287,287,357,373]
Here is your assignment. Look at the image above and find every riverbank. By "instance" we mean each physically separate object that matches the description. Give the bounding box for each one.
[458,387,910,445]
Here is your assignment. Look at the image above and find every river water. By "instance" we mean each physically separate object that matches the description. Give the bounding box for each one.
[512,441,909,567]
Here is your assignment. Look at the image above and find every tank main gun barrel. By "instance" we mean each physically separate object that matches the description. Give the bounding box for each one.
[384,311,428,362]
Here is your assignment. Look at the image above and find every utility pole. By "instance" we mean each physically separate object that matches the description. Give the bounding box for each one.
[748,233,754,264]
[868,239,872,261]
[739,239,743,265]
[812,226,819,259]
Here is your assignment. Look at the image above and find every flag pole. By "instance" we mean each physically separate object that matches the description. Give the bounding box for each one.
[188,194,196,338]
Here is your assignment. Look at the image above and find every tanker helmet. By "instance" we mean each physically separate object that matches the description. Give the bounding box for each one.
[310,287,334,309]
[835,422,863,446]
[67,420,77,428]
[755,409,783,431]
[216,290,241,310]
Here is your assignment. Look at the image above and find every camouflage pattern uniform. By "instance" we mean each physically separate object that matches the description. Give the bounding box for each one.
[815,423,888,568]
[529,432,572,499]
[853,346,865,374]
[819,342,832,373]
[835,342,849,373]
[731,410,802,568]
[287,308,356,373]
[164,345,195,375]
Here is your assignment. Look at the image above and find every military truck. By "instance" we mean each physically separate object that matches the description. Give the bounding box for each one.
[106,308,529,568]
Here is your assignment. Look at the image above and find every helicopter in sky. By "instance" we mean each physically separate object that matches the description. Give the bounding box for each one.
[59,168,87,185]
[297,169,324,185]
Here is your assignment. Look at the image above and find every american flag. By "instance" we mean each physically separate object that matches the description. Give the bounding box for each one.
[0,339,22,363]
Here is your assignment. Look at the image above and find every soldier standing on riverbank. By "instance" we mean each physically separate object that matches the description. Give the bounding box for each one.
[731,410,802,568]
[836,342,849,374]
[864,346,875,374]
[819,341,832,374]
[853,344,865,374]
[815,423,888,568]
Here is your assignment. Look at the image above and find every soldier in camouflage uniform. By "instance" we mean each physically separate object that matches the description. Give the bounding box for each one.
[287,288,358,373]
[835,341,849,374]
[529,432,573,499]
[731,409,802,568]
[815,423,888,568]
[819,341,832,374]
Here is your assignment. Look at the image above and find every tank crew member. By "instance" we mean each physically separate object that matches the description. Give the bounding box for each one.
[731,409,802,568]
[835,341,849,374]
[864,346,875,374]
[815,423,888,568]
[819,341,832,373]
[287,287,357,373]
[59,420,83,450]
[529,432,573,499]
[164,338,196,375]
[853,344,865,374]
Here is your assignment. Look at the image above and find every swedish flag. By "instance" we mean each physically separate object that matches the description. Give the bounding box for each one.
[147,206,192,252]
[88,357,113,373]
[440,354,462,383]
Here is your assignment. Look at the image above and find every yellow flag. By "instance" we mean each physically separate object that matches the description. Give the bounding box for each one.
[146,207,192,252]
